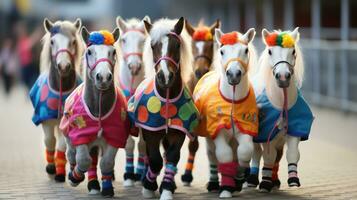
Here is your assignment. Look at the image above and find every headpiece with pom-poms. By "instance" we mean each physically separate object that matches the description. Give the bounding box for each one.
[265,32,295,48]
[192,27,213,41]
[88,30,115,46]
[220,32,240,45]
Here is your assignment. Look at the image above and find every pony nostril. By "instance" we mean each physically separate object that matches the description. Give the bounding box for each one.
[286,72,291,80]
[107,73,113,82]
[237,70,242,77]
[195,70,202,78]
[275,73,281,80]
[65,63,71,71]
[96,73,102,82]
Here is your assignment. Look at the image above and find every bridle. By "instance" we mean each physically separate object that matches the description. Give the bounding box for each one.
[122,29,145,61]
[223,57,249,75]
[272,60,295,76]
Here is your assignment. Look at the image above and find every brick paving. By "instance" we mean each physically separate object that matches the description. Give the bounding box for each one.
[1,87,357,199]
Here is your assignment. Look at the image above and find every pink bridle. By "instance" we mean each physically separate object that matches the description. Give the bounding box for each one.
[122,29,145,61]
[86,53,115,72]
[52,48,75,62]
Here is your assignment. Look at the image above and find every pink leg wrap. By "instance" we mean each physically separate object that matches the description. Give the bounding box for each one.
[218,162,238,187]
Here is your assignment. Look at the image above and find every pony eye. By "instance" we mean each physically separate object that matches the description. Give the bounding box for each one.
[113,50,117,57]
[292,49,296,55]
[87,50,92,56]
[50,40,54,45]
[245,48,249,54]
[220,49,224,55]
[72,40,76,46]
[122,38,126,44]
[268,49,272,55]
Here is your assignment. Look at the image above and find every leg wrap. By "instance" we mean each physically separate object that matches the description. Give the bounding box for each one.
[288,163,298,178]
[218,162,237,188]
[46,149,55,164]
[125,153,134,174]
[88,149,99,181]
[55,150,66,175]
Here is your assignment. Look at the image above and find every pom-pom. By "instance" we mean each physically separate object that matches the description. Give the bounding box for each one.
[220,32,239,45]
[265,32,295,48]
[88,32,104,45]
[281,34,295,48]
[99,30,115,45]
[192,27,213,41]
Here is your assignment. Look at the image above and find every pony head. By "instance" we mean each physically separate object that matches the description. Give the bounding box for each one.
[214,28,255,86]
[42,18,82,76]
[81,27,120,90]
[116,16,150,76]
[262,27,300,88]
[185,19,220,79]
[143,17,192,89]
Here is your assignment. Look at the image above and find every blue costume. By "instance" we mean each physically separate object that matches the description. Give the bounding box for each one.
[29,73,82,126]
[254,89,314,143]
[127,78,199,140]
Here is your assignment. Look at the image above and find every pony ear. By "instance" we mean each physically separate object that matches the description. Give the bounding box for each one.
[139,16,151,31]
[174,17,185,35]
[262,28,271,44]
[144,20,152,34]
[142,15,151,24]
[210,19,221,36]
[112,28,120,42]
[290,27,300,42]
[214,28,223,46]
[81,26,90,44]
[241,28,256,43]
[43,18,53,32]
[73,18,82,32]
[184,19,195,37]
[116,16,127,33]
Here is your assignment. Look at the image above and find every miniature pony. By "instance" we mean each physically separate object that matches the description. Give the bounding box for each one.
[116,16,150,187]
[60,28,131,197]
[180,19,221,187]
[29,18,82,182]
[127,18,199,200]
[248,28,314,192]
[193,28,258,198]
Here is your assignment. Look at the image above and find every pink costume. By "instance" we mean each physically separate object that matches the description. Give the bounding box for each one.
[59,84,131,148]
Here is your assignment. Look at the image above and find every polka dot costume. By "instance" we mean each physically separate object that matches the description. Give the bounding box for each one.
[127,78,199,140]
[29,73,82,125]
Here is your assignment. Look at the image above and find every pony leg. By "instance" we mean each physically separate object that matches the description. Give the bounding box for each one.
[259,142,277,192]
[142,130,164,198]
[160,130,185,200]
[247,143,262,188]
[286,135,301,187]
[181,137,199,186]
[214,132,236,198]
[42,121,56,176]
[235,133,254,192]
[54,127,67,182]
[64,136,76,171]
[123,136,136,187]
[68,144,90,187]
[100,144,118,197]
[87,147,100,194]
[272,147,283,189]
[136,132,147,182]
[205,137,220,192]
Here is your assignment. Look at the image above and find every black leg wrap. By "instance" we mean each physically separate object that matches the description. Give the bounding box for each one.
[234,178,244,192]
[247,174,259,188]
[206,181,220,192]
[143,176,158,191]
[159,181,177,194]
[219,186,235,193]
[46,164,56,175]
[259,177,273,192]
[87,179,101,192]
[68,171,84,185]
[54,174,65,182]
[273,179,281,189]
[123,172,136,180]
[288,177,301,187]
[181,173,193,183]
[101,187,114,197]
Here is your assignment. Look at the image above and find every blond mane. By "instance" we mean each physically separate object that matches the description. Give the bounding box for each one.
[39,20,84,74]
[143,18,193,84]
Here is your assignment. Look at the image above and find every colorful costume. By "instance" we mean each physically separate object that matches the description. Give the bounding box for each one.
[193,71,259,139]
[253,89,314,143]
[127,78,199,140]
[29,73,81,125]
[59,84,130,148]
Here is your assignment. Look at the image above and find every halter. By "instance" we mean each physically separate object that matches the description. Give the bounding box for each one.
[272,60,295,76]
[153,31,182,133]
[86,52,115,72]
[224,57,249,73]
[122,29,145,61]
[53,49,75,62]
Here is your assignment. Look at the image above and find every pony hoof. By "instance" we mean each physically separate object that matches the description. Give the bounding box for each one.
[288,177,301,187]
[68,171,84,187]
[101,187,114,197]
[160,189,173,200]
[142,188,155,199]
[87,179,101,194]
[54,174,65,182]
[182,181,191,187]
[46,164,56,175]
[206,181,220,192]
[123,179,135,187]
[272,179,281,189]
[247,174,259,188]
[259,180,273,193]
[134,173,143,182]
[219,190,232,198]
[181,173,193,186]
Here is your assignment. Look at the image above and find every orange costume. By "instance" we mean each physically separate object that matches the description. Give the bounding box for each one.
[193,71,259,139]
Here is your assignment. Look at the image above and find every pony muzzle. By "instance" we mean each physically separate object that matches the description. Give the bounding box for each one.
[57,62,72,75]
[128,62,142,76]
[273,62,293,88]
[226,68,242,86]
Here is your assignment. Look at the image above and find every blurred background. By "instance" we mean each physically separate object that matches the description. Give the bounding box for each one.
[0,0,356,112]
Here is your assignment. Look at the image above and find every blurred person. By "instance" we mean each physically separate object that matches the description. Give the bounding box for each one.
[0,37,19,95]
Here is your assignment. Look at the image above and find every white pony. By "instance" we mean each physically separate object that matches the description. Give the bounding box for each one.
[193,28,258,198]
[248,28,314,192]
[116,16,150,187]
[29,18,82,182]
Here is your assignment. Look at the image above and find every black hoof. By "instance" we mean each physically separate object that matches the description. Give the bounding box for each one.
[88,179,101,192]
[123,172,136,180]
[101,187,114,197]
[288,177,301,187]
[206,181,220,192]
[159,181,177,194]
[181,173,193,184]
[219,185,235,193]
[143,177,158,191]
[134,173,143,182]
[68,171,84,185]
[234,178,244,192]
[54,174,65,182]
[247,174,259,188]
[259,180,273,192]
[46,164,56,175]
[273,179,281,189]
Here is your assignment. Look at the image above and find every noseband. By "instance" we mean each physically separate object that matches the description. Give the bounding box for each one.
[122,29,145,61]
[223,57,249,73]
[53,49,75,62]
[272,60,295,75]
[86,51,115,72]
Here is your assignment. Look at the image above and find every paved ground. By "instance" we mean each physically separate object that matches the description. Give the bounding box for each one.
[1,86,357,199]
